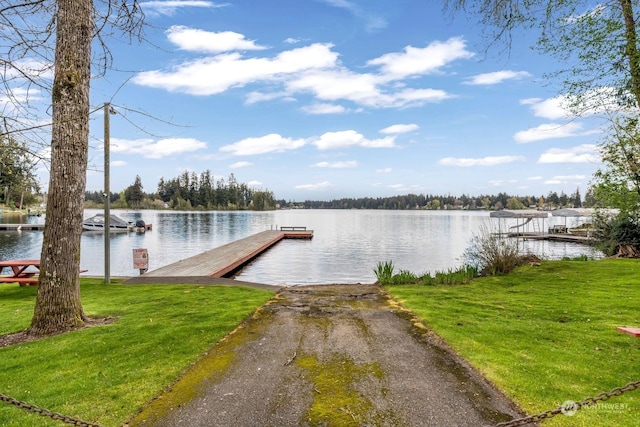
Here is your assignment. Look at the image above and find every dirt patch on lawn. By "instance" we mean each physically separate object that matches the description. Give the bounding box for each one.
[128,284,531,427]
[0,317,117,348]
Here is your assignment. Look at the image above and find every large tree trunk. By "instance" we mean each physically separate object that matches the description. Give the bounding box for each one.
[29,0,92,336]
[620,0,640,110]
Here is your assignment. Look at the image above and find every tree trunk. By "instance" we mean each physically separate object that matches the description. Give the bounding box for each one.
[29,0,92,336]
[620,0,640,110]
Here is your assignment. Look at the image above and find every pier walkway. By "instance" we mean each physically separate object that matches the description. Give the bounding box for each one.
[125,229,312,284]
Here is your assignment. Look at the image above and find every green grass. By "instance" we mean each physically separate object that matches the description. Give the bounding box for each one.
[0,279,274,427]
[386,259,640,427]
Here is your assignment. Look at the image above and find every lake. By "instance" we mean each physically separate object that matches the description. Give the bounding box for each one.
[0,209,600,285]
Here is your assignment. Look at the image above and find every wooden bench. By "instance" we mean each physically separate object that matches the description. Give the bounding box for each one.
[0,276,39,285]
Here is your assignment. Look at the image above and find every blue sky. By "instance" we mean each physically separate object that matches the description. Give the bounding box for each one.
[78,0,603,201]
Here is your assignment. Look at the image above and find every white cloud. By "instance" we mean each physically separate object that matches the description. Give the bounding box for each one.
[537,144,600,163]
[133,43,339,96]
[367,37,474,78]
[544,175,586,185]
[521,88,622,120]
[166,26,267,53]
[376,168,392,173]
[229,161,253,168]
[284,37,301,44]
[220,133,307,156]
[0,88,38,107]
[245,91,288,104]
[318,0,387,32]
[379,124,419,134]
[387,183,424,192]
[133,31,467,109]
[528,176,543,181]
[110,137,207,158]
[111,160,127,167]
[295,181,334,190]
[554,174,586,180]
[301,103,347,114]
[287,68,452,108]
[6,59,53,81]
[464,70,531,85]
[520,96,572,120]
[514,122,586,143]
[438,155,525,167]
[247,180,262,187]
[141,1,227,16]
[314,161,358,168]
[313,130,395,150]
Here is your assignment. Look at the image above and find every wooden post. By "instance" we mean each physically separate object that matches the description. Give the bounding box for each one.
[104,102,111,284]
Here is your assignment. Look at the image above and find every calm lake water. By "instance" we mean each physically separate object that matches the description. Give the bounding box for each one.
[0,209,600,285]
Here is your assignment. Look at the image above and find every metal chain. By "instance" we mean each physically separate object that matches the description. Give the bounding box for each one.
[0,393,103,427]
[493,379,640,427]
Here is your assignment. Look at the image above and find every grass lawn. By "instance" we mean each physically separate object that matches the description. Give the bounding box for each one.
[0,279,274,427]
[386,259,640,427]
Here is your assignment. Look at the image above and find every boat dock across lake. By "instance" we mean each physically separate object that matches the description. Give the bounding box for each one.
[0,224,45,231]
[127,227,313,282]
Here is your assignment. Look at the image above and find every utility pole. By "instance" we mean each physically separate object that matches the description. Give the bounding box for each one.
[104,102,112,284]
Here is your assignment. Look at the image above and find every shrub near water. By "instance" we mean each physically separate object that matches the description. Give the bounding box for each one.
[463,224,521,275]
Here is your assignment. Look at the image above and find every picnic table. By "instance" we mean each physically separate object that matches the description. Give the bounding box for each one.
[0,259,40,286]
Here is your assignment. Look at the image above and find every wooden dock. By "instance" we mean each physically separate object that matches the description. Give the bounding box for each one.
[139,228,313,279]
[0,224,45,231]
[507,232,592,244]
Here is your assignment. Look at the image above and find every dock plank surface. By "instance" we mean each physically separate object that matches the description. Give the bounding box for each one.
[141,230,311,278]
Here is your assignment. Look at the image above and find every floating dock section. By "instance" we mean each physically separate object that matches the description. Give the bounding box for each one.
[139,228,313,279]
[0,224,45,231]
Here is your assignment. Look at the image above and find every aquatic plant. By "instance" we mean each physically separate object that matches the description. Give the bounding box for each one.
[373,261,395,284]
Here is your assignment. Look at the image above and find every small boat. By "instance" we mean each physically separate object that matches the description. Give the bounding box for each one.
[132,219,151,233]
[82,214,133,232]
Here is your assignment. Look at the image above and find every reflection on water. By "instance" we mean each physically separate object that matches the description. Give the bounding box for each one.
[0,209,600,285]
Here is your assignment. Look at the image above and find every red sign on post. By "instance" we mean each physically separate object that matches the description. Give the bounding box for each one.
[133,248,149,273]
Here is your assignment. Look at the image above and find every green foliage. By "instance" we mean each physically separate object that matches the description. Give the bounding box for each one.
[250,190,277,210]
[561,254,590,261]
[157,171,276,211]
[392,269,419,284]
[593,117,640,216]
[423,265,479,285]
[592,212,640,256]
[0,134,40,206]
[290,191,578,210]
[124,175,145,207]
[463,224,521,275]
[374,261,477,285]
[505,197,525,210]
[373,260,395,284]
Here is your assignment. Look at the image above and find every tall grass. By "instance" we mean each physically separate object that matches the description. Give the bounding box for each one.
[373,261,477,285]
[373,260,395,284]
